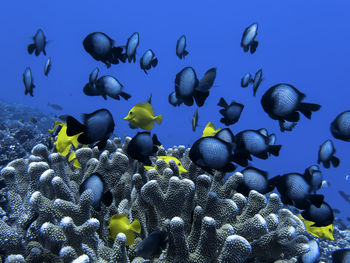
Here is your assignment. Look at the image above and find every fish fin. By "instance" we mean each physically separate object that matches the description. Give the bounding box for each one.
[221,163,236,173]
[299,103,321,119]
[219,109,226,116]
[71,132,84,148]
[130,219,141,234]
[258,128,268,136]
[132,55,136,63]
[68,151,76,162]
[27,44,35,54]
[127,56,132,63]
[48,121,64,134]
[232,152,249,167]
[152,134,162,146]
[331,156,340,167]
[269,145,281,156]
[183,50,189,57]
[193,90,209,107]
[323,160,331,168]
[95,138,108,150]
[111,46,125,62]
[255,152,268,159]
[43,49,47,56]
[35,49,40,56]
[250,40,258,54]
[217,97,228,108]
[66,116,87,141]
[309,194,324,208]
[102,94,107,100]
[183,97,194,106]
[281,195,294,206]
[154,114,163,125]
[120,92,131,100]
[243,46,249,52]
[151,58,158,67]
[143,69,148,74]
[73,159,81,169]
[125,230,135,246]
[24,89,28,95]
[284,112,300,122]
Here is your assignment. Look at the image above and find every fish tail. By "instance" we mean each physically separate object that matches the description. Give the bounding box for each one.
[323,160,331,168]
[217,97,228,108]
[155,114,163,125]
[299,103,322,119]
[120,92,131,100]
[27,43,35,54]
[331,156,340,167]
[269,144,281,156]
[130,219,141,234]
[151,58,158,67]
[250,40,258,54]
[183,50,189,57]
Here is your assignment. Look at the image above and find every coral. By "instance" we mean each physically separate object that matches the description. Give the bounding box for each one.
[0,139,312,262]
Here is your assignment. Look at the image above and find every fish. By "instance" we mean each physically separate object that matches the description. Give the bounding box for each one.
[48,103,63,111]
[127,132,161,165]
[252,69,262,96]
[300,240,321,263]
[321,180,330,188]
[333,208,341,214]
[58,114,69,121]
[48,121,83,168]
[241,73,253,88]
[66,109,115,150]
[108,214,141,246]
[261,83,321,123]
[240,23,259,54]
[79,173,113,210]
[303,165,323,193]
[338,190,350,203]
[346,174,350,181]
[192,109,198,132]
[330,111,350,142]
[29,117,38,124]
[27,29,47,56]
[135,230,168,259]
[140,49,158,74]
[318,139,340,168]
[44,58,51,76]
[236,167,275,196]
[278,119,297,132]
[270,173,324,210]
[168,91,182,107]
[144,156,187,174]
[217,98,244,126]
[332,249,350,263]
[83,32,125,68]
[176,35,189,59]
[23,67,35,96]
[233,129,281,166]
[147,93,152,104]
[124,102,163,130]
[125,32,139,63]
[301,201,334,227]
[202,122,221,137]
[95,75,131,101]
[189,136,236,175]
[174,66,199,106]
[214,128,235,146]
[89,67,99,84]
[194,67,217,106]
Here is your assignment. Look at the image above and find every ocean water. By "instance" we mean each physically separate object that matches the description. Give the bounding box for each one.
[1,0,349,244]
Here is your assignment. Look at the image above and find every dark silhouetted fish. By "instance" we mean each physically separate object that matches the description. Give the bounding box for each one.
[270,173,324,210]
[135,230,168,259]
[66,109,115,150]
[218,97,244,126]
[301,201,334,227]
[194,67,217,106]
[261,83,321,122]
[125,32,139,63]
[279,119,297,132]
[140,49,158,74]
[332,249,350,263]
[174,67,198,106]
[23,67,35,96]
[95,75,131,101]
[28,29,47,56]
[89,67,99,84]
[48,103,63,111]
[83,32,125,68]
[318,139,340,168]
[192,109,198,132]
[215,128,235,145]
[241,73,252,88]
[44,58,51,76]
[189,136,236,174]
[241,23,258,54]
[168,91,182,106]
[330,111,350,142]
[176,35,189,59]
[127,132,161,165]
[252,69,262,96]
[303,165,323,193]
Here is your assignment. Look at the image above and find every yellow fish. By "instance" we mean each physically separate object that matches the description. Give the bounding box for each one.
[144,156,187,174]
[123,102,163,130]
[298,214,334,240]
[108,214,141,246]
[49,121,83,168]
[202,122,221,137]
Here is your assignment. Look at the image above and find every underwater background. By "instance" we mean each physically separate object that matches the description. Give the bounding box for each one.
[1,0,350,261]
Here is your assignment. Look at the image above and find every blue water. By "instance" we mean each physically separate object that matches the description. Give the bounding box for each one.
[1,0,350,224]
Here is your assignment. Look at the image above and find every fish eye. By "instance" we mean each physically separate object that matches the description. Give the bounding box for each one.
[129,111,133,115]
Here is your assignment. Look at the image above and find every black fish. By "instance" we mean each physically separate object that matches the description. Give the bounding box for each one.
[236,167,275,196]
[217,97,244,126]
[83,32,125,68]
[89,67,99,84]
[48,103,63,111]
[241,73,252,88]
[23,67,35,96]
[168,91,182,107]
[278,119,297,132]
[301,201,334,227]
[240,23,258,54]
[176,35,189,59]
[194,67,217,106]
[189,136,236,174]
[215,128,235,145]
[135,230,168,259]
[44,58,51,76]
[330,111,350,142]
[332,249,350,263]
[252,69,262,96]
[127,132,161,165]
[270,173,324,210]
[95,75,131,100]
[83,68,101,97]
[261,83,321,122]
[66,108,115,150]
[318,139,340,168]
[28,29,47,56]
[174,67,198,106]
[125,32,139,63]
[303,165,323,193]
[140,49,158,74]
